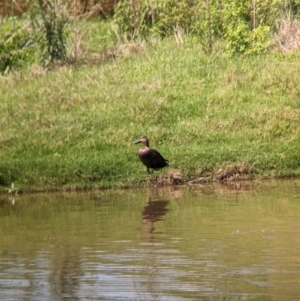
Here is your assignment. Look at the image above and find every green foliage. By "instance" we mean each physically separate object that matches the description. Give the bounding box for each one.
[113,0,146,39]
[0,17,36,74]
[289,0,300,14]
[151,0,197,36]
[222,0,274,55]
[31,0,69,66]
[252,0,282,28]
[225,23,272,55]
[114,0,199,40]
[247,25,272,54]
[114,0,297,55]
[225,22,250,55]
[0,0,70,74]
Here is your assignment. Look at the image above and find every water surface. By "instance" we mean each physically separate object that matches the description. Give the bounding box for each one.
[1,180,300,300]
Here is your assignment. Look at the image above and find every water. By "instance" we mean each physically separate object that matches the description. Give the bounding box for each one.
[1,180,300,300]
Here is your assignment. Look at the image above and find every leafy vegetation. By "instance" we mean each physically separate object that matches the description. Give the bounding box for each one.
[114,0,299,55]
[31,0,69,66]
[1,0,300,74]
[0,17,36,74]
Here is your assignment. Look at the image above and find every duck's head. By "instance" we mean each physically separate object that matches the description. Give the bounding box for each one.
[133,135,149,147]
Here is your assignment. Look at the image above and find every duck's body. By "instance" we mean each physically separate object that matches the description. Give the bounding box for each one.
[134,136,168,173]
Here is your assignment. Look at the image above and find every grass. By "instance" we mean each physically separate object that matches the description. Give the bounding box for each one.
[1,32,300,192]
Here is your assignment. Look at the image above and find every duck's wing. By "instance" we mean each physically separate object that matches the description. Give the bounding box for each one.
[146,149,168,168]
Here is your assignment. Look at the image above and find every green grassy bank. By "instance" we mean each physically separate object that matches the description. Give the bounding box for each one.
[1,37,300,192]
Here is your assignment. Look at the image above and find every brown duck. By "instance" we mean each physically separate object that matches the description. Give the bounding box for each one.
[133,135,169,174]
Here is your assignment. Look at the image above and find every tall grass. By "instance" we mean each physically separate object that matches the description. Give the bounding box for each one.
[1,37,300,191]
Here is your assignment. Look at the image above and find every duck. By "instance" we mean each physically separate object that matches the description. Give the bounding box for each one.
[133,135,169,174]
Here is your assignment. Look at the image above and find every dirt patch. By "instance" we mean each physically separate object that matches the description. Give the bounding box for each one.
[149,172,183,187]
[214,162,254,182]
[149,163,255,187]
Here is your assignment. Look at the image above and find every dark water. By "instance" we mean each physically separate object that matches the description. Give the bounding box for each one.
[1,180,300,300]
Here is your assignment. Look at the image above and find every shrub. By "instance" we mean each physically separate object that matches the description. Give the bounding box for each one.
[0,17,36,74]
[114,0,199,40]
[223,0,275,55]
[31,0,69,66]
[247,25,272,54]
[114,0,298,55]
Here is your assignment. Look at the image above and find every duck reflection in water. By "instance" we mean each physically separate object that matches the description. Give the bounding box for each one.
[142,198,169,234]
[133,135,169,174]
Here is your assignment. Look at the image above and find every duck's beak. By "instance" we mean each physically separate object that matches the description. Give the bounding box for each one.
[133,138,141,144]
